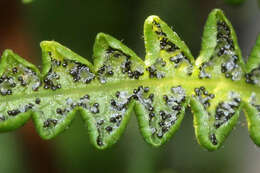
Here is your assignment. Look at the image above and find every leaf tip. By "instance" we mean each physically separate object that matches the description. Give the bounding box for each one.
[40,40,59,49]
[209,8,228,21]
[96,32,107,39]
[95,32,112,45]
[145,15,161,24]
[2,49,14,57]
[210,8,224,15]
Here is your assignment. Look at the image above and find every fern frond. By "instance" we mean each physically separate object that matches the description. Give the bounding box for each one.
[0,9,260,150]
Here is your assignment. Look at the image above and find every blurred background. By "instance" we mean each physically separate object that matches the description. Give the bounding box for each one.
[0,0,260,173]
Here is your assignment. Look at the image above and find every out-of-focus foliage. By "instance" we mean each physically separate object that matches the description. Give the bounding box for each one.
[224,0,260,7]
[1,0,260,173]
[224,0,245,5]
[22,0,33,4]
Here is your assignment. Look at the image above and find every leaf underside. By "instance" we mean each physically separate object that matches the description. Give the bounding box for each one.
[0,9,260,151]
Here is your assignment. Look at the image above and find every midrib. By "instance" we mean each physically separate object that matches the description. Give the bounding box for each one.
[0,75,259,103]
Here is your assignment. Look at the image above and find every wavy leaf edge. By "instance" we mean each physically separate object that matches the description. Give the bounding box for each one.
[0,8,260,151]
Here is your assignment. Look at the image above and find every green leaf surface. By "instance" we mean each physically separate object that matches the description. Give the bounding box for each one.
[0,8,260,151]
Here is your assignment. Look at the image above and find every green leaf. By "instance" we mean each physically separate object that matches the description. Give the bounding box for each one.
[138,15,193,146]
[0,8,260,151]
[193,9,245,150]
[0,50,41,131]
[243,34,260,146]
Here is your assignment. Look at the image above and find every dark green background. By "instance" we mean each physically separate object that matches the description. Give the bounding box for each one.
[0,0,260,173]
